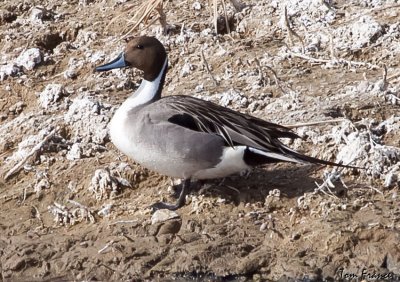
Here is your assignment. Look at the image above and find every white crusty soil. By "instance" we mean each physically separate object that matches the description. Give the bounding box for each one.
[0,0,399,280]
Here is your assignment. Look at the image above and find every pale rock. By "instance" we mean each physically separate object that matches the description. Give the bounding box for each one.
[64,96,111,145]
[0,64,21,81]
[66,143,82,160]
[151,209,180,225]
[192,2,202,10]
[30,7,44,22]
[180,61,193,77]
[15,48,42,71]
[39,84,65,109]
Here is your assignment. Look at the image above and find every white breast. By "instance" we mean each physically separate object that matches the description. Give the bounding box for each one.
[109,106,134,158]
[109,59,168,159]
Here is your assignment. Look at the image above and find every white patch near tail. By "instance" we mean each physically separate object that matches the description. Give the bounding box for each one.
[248,147,306,164]
[193,146,250,179]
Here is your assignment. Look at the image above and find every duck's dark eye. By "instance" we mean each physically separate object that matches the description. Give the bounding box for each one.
[137,44,143,49]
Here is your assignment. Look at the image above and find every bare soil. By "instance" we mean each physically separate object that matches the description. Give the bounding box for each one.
[1,0,399,281]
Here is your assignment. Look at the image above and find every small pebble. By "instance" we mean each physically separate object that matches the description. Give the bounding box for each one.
[192,2,202,10]
[151,209,180,225]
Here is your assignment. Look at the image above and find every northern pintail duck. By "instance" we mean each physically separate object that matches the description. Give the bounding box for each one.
[96,36,353,210]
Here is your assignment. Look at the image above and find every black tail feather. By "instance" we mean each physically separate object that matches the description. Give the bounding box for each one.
[243,146,361,169]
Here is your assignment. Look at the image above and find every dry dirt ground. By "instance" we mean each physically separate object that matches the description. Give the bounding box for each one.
[1,0,400,281]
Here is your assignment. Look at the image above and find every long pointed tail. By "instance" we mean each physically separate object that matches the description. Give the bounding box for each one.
[246,146,359,169]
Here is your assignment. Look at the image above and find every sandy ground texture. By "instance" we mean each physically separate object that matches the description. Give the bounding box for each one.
[1,0,400,280]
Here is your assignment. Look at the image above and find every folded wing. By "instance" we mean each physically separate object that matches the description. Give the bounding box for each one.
[165,95,355,168]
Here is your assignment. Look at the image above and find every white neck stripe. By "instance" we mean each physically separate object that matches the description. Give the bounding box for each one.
[128,58,168,108]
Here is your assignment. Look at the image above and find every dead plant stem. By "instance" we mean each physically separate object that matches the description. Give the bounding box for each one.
[5,129,56,181]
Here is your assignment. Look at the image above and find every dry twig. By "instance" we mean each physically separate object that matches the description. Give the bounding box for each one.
[283,6,305,53]
[155,1,169,34]
[98,240,115,254]
[212,0,218,34]
[201,50,219,86]
[387,71,400,82]
[288,50,379,69]
[314,171,341,199]
[210,0,232,34]
[221,0,230,34]
[4,129,56,180]
[328,32,337,60]
[283,118,348,129]
[381,63,388,90]
[254,58,266,87]
[32,205,44,227]
[119,0,163,40]
[109,220,138,226]
[264,65,285,93]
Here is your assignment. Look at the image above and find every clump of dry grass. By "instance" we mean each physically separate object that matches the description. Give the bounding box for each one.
[122,0,165,39]
[106,0,245,40]
[105,0,165,40]
[211,0,230,34]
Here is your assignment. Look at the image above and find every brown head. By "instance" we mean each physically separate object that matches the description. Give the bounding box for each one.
[95,36,167,81]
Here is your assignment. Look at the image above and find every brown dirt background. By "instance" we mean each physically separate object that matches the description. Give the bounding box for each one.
[1,0,400,281]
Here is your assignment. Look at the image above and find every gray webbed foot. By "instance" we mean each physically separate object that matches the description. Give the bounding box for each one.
[150,179,192,211]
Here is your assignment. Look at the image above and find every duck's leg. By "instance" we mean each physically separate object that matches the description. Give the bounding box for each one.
[151,179,191,211]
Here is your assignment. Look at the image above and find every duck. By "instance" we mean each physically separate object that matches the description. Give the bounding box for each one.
[95,36,354,210]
